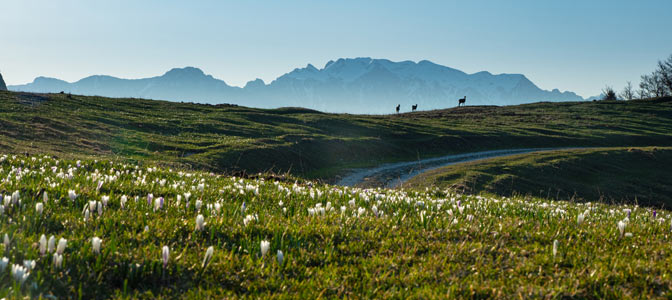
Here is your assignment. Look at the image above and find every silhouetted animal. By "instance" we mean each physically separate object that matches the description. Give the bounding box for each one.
[412,104,417,112]
[458,96,466,107]
[396,104,400,114]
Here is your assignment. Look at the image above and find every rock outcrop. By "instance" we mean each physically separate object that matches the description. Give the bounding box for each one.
[0,72,7,91]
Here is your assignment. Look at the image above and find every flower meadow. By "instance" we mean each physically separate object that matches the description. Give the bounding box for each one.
[0,154,671,298]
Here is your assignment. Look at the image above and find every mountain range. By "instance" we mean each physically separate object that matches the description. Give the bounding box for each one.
[9,58,584,114]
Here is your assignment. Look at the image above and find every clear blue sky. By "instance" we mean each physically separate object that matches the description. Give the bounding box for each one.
[2,0,671,97]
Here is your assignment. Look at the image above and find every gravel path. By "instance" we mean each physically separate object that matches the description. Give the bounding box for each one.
[336,148,578,188]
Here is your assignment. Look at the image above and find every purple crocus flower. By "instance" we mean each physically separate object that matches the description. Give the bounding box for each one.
[147,193,153,206]
[653,210,657,218]
[457,200,461,207]
[159,197,164,209]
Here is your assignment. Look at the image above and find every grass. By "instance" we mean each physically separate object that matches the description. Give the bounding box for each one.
[2,87,672,297]
[405,147,672,207]
[2,154,672,298]
[1,90,672,180]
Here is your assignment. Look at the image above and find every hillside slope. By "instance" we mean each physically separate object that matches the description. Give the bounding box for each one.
[1,90,671,179]
[405,147,672,207]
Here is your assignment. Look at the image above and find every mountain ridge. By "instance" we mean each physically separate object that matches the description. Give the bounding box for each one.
[9,58,584,113]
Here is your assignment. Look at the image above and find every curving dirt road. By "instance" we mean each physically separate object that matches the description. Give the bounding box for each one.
[336,148,578,188]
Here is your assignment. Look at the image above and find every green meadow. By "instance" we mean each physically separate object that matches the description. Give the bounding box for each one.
[1,155,671,298]
[2,91,672,298]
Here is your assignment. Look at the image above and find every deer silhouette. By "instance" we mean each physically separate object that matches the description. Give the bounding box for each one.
[412,104,418,112]
[458,96,466,107]
[396,104,400,114]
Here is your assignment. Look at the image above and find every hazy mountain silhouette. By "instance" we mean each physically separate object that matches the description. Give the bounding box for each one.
[10,67,239,102]
[9,58,584,113]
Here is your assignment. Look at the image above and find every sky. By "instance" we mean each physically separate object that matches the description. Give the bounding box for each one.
[1,0,671,97]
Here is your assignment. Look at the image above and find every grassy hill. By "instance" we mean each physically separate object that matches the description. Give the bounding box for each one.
[405,147,672,207]
[1,90,672,180]
[3,92,672,297]
[2,155,672,298]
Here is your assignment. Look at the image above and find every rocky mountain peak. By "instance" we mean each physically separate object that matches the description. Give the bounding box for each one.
[0,72,7,91]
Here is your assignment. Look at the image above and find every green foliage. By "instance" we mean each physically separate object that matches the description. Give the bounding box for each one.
[602,86,618,100]
[1,154,672,298]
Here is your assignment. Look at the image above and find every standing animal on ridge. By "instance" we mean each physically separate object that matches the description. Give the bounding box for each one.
[396,104,400,114]
[412,104,418,112]
[458,96,466,107]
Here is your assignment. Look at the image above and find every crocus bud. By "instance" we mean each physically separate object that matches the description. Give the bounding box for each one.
[35,202,44,215]
[39,235,47,255]
[202,246,214,268]
[56,238,67,255]
[618,220,626,237]
[92,237,102,254]
[48,236,55,253]
[260,240,270,257]
[162,246,170,269]
[195,214,205,231]
[277,250,284,265]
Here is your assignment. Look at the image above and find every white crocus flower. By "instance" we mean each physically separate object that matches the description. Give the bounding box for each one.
[39,235,47,255]
[11,190,20,205]
[260,240,270,257]
[56,238,67,255]
[552,240,559,258]
[618,220,626,237]
[92,237,102,254]
[120,195,127,209]
[0,257,8,272]
[11,264,29,284]
[202,246,214,268]
[23,260,36,271]
[277,250,284,265]
[162,246,170,269]
[195,214,205,231]
[53,253,63,269]
[68,190,77,201]
[48,235,56,253]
